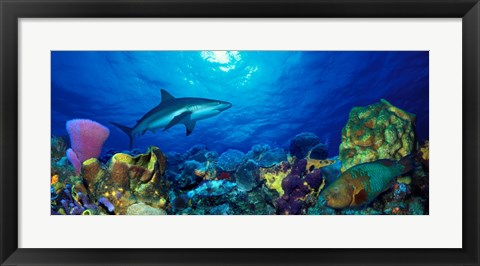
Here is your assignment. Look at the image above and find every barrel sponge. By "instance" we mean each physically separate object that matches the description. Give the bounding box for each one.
[67,119,110,161]
[66,119,110,174]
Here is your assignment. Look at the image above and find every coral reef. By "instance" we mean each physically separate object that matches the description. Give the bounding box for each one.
[51,109,428,216]
[66,119,110,174]
[338,99,416,172]
[52,145,169,215]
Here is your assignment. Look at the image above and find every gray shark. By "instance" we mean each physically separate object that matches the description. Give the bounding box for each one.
[111,89,232,149]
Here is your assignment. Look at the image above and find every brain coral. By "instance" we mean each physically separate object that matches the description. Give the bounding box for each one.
[217,149,246,172]
[339,99,417,172]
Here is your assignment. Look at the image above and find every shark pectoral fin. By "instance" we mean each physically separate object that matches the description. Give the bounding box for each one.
[184,120,196,136]
[164,111,192,131]
[161,89,175,103]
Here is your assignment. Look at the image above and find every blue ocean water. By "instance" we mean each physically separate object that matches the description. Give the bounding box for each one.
[51,51,429,156]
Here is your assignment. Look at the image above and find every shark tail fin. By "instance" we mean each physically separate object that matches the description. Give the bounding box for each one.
[110,122,134,150]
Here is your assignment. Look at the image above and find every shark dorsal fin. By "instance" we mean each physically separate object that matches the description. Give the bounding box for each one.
[161,89,175,102]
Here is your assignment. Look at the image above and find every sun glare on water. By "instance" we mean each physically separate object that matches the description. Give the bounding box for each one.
[200,51,241,72]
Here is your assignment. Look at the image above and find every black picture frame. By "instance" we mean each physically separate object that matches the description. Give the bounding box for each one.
[1,0,478,265]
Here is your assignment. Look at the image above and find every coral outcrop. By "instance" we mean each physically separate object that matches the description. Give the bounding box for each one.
[51,122,428,216]
[339,99,416,172]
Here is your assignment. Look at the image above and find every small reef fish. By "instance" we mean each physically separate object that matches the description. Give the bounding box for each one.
[112,89,232,149]
[318,156,414,209]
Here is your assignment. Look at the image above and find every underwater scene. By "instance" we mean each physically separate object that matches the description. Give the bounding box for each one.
[51,51,429,215]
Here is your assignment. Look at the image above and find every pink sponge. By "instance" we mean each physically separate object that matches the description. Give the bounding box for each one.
[66,119,110,174]
[66,148,81,175]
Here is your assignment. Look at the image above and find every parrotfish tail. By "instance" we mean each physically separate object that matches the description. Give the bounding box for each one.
[398,155,415,174]
[110,122,134,150]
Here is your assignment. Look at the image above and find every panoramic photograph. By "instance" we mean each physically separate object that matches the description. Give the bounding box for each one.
[50,51,429,215]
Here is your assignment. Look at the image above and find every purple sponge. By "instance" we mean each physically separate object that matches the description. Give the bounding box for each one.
[66,119,109,174]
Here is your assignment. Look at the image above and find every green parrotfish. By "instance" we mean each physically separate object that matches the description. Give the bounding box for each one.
[318,156,414,209]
